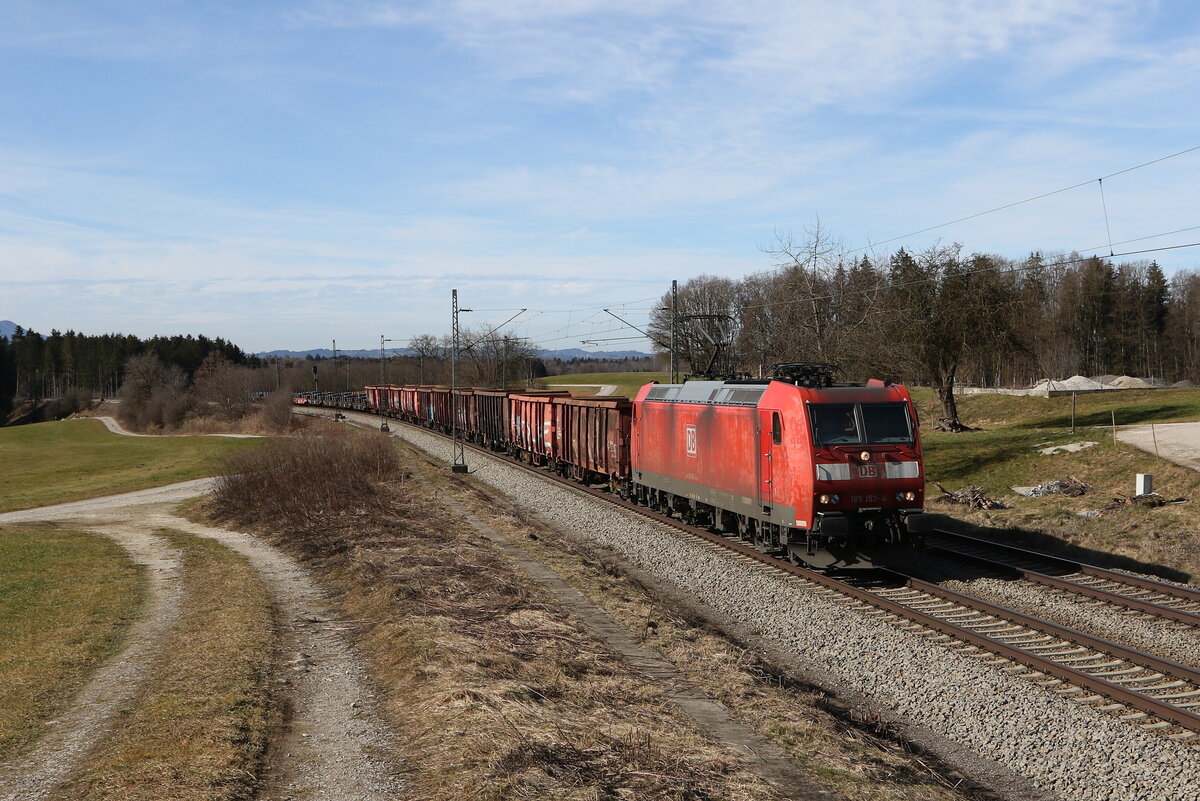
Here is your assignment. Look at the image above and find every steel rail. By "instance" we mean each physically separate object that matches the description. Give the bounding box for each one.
[927,530,1200,626]
[311,403,1200,734]
[861,570,1200,732]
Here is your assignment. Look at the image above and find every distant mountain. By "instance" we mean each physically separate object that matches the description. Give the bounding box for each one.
[255,346,653,360]
[257,348,381,359]
[536,348,651,360]
[0,320,19,340]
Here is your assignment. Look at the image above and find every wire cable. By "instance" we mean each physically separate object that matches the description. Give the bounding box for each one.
[834,143,1200,257]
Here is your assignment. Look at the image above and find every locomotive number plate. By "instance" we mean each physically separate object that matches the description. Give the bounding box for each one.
[857,464,878,478]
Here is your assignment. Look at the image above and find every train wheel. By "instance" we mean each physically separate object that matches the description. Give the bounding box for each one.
[737,515,754,541]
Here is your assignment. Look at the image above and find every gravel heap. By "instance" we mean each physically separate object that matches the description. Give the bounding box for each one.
[389,422,1200,801]
[1032,375,1105,391]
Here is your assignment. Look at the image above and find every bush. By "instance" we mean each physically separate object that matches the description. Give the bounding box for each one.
[46,387,94,419]
[210,431,402,537]
[259,389,294,432]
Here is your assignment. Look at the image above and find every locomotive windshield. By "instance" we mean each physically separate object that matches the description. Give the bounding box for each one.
[810,402,913,446]
[860,403,914,444]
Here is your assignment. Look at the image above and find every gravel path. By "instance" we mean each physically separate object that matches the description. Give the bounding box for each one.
[543,383,621,395]
[1116,420,1200,472]
[159,514,403,801]
[0,482,402,800]
[0,518,184,801]
[377,416,1200,801]
[92,415,262,438]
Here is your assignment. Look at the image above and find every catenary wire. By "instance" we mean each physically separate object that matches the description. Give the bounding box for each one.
[832,143,1200,257]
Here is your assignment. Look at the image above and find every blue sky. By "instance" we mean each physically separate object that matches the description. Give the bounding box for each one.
[3,1,1200,352]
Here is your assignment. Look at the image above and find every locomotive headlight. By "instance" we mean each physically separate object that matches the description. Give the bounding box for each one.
[896,491,917,502]
[859,451,871,461]
[819,493,840,504]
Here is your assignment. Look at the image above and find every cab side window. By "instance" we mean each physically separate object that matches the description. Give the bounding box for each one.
[771,412,782,445]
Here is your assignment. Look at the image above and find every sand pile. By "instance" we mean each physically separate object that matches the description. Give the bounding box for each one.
[1171,379,1196,387]
[1107,375,1152,389]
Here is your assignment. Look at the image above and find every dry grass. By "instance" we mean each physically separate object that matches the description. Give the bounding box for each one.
[210,428,402,539]
[435,471,987,801]
[0,525,144,760]
[205,428,781,800]
[56,530,276,801]
[334,500,774,801]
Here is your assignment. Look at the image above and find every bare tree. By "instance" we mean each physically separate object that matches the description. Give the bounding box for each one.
[647,274,738,376]
[193,353,254,420]
[462,331,536,387]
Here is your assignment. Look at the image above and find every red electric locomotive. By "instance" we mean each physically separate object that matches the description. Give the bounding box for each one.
[630,364,924,568]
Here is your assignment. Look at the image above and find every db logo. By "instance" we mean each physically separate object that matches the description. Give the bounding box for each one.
[857,464,878,478]
[685,424,698,456]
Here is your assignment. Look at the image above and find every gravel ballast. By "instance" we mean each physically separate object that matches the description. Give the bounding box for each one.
[384,420,1200,801]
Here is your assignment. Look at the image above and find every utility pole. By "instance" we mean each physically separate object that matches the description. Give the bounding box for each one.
[380,337,399,385]
[670,279,678,383]
[451,289,472,473]
[333,339,351,390]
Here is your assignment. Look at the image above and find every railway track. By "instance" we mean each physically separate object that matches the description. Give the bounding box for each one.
[312,406,1200,740]
[924,530,1200,627]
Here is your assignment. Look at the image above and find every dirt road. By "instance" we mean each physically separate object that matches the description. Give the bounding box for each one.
[1117,421,1200,472]
[0,483,402,801]
[93,415,262,438]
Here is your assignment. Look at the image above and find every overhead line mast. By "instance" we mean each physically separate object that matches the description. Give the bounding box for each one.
[451,289,471,473]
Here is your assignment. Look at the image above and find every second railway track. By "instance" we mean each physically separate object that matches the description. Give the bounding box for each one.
[925,529,1200,627]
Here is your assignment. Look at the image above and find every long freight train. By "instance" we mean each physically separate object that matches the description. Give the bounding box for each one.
[294,364,926,569]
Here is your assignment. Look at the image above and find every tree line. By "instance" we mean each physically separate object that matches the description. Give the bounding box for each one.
[649,225,1200,429]
[0,326,254,419]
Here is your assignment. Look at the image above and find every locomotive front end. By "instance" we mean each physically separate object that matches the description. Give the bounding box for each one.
[796,385,926,568]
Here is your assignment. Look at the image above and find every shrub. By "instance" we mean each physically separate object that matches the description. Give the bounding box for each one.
[259,389,294,432]
[210,430,402,537]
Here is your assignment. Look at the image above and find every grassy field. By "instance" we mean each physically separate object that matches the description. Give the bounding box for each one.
[0,419,254,513]
[0,525,144,760]
[59,530,275,801]
[914,386,1200,580]
[539,370,668,397]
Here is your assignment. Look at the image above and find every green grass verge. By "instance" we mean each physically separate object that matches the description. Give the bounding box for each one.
[912,386,1200,579]
[0,419,255,513]
[539,371,668,397]
[911,386,1200,489]
[0,525,144,760]
[59,530,275,801]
